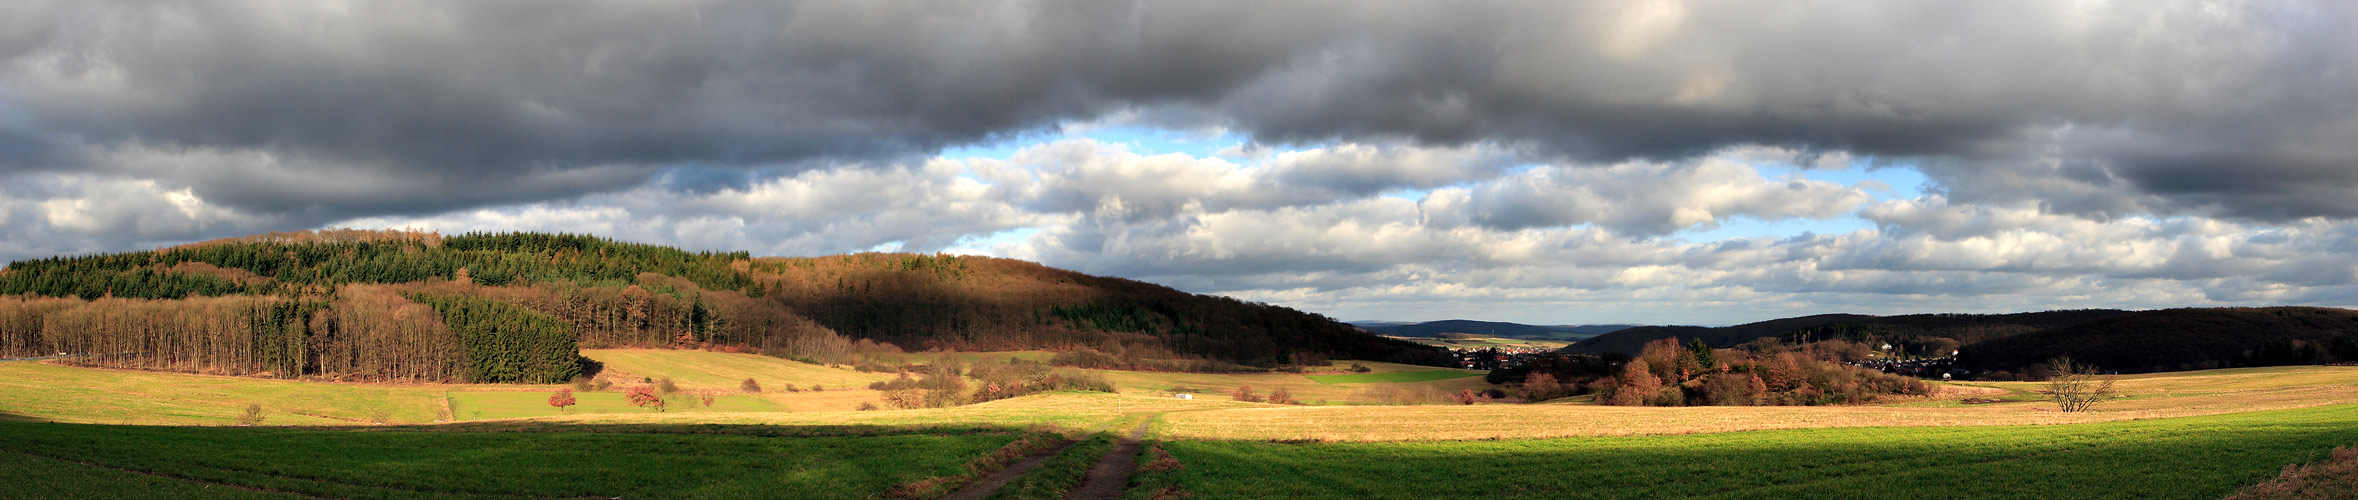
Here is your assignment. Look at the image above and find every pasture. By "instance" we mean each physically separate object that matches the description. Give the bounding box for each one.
[0,420,1023,500]
[4,352,2357,499]
[1304,370,1483,384]
[1142,404,2358,499]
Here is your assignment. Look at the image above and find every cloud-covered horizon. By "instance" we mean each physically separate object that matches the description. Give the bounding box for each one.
[5,0,2355,324]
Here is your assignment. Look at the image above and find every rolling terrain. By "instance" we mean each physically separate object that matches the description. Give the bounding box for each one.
[3,353,2355,499]
[1562,308,2358,375]
[0,230,1450,383]
[1354,320,1633,341]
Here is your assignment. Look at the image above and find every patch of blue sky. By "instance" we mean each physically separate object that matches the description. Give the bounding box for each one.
[1760,159,1932,202]
[941,227,1043,256]
[1675,161,1928,243]
[1074,124,1246,159]
[1380,188,1431,202]
[1677,216,1874,243]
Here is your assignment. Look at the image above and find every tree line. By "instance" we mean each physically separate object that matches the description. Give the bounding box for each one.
[0,230,1453,380]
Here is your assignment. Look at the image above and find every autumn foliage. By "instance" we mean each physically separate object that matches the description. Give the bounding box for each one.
[625,385,665,412]
[548,389,577,412]
[1586,337,1934,407]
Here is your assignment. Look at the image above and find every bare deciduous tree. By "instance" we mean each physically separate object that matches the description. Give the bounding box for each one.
[2037,356,2116,412]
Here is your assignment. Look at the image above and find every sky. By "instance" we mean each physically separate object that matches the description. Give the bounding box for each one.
[4,0,2357,325]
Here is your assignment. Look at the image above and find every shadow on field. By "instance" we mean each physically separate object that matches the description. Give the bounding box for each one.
[1140,403,2358,500]
[0,419,1048,500]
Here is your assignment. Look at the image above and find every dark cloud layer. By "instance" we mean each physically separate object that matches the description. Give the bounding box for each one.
[6,0,2356,223]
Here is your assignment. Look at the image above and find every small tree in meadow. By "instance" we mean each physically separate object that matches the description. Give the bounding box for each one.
[235,403,265,426]
[740,378,762,393]
[1267,387,1297,405]
[548,388,577,413]
[700,395,715,407]
[626,386,666,412]
[2038,356,2116,412]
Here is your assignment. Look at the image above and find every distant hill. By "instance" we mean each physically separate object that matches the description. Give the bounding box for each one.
[0,230,1450,383]
[1356,320,1635,341]
[1562,310,2135,356]
[1961,307,2358,374]
[1560,307,2358,375]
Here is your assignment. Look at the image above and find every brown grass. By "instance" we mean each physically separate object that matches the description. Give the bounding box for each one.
[2225,444,2358,500]
[1152,367,2358,441]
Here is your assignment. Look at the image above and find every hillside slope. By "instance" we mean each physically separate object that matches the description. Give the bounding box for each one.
[1962,307,2358,373]
[0,230,1447,382]
[1357,320,1631,340]
[1563,310,2133,356]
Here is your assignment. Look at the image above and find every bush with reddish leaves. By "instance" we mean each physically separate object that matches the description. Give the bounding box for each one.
[548,388,577,413]
[625,385,665,412]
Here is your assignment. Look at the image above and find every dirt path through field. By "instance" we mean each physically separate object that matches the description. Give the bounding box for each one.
[1064,421,1150,500]
[942,438,1081,500]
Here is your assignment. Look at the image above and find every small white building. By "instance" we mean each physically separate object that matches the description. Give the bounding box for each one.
[1174,394,1194,400]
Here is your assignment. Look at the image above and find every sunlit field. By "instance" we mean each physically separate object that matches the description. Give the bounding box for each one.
[7,353,2357,499]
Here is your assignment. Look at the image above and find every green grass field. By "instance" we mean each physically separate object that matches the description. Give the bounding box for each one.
[584,348,895,390]
[1305,370,1485,384]
[0,362,449,425]
[446,390,780,420]
[1147,403,2358,499]
[0,421,1023,499]
[990,432,1116,500]
[5,354,2356,499]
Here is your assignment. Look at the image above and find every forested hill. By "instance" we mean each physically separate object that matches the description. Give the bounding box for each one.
[0,230,1448,383]
[1563,307,2358,375]
[1356,320,1632,341]
[1960,307,2358,374]
[1561,310,2132,356]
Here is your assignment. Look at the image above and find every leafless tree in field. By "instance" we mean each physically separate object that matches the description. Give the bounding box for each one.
[2038,356,2116,412]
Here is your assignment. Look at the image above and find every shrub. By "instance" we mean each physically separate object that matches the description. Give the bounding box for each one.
[626,386,665,412]
[883,389,924,409]
[856,402,880,411]
[1521,372,1573,402]
[1267,387,1297,405]
[784,384,800,393]
[699,395,715,407]
[656,377,679,394]
[571,377,594,392]
[548,388,577,413]
[235,403,265,426]
[592,379,613,391]
[1350,363,1372,373]
[811,384,824,392]
[739,378,761,393]
[1231,384,1263,403]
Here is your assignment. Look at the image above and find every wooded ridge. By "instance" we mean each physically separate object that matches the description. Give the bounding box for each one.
[0,230,1449,382]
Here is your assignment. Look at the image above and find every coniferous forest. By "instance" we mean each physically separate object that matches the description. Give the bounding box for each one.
[0,230,1447,382]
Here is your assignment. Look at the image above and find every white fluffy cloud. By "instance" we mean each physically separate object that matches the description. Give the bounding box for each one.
[6,137,2355,324]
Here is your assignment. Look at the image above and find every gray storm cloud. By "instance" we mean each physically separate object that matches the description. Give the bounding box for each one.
[4,0,2354,223]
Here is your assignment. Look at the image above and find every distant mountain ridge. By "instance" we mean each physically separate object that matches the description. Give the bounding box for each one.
[1354,319,1637,341]
[1558,307,2358,374]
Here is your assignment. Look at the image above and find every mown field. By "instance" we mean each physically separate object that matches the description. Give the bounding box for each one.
[1138,404,2358,499]
[1304,370,1483,384]
[0,420,1023,500]
[4,353,2356,499]
[1385,335,1576,350]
